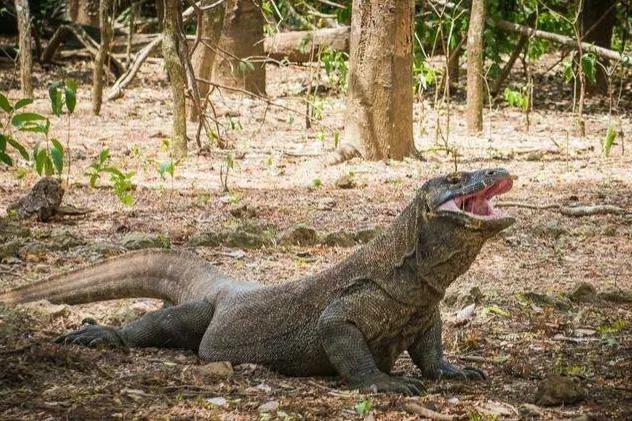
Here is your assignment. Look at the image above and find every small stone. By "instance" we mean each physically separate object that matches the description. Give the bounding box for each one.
[523,291,554,306]
[535,375,585,406]
[335,174,356,189]
[278,224,318,246]
[353,226,383,243]
[226,229,269,249]
[206,397,228,407]
[20,300,71,321]
[0,240,21,261]
[598,288,632,304]
[229,204,257,219]
[19,242,48,262]
[50,228,85,250]
[198,361,234,378]
[187,232,224,247]
[89,240,125,257]
[258,400,279,413]
[569,282,597,303]
[519,403,542,417]
[322,231,356,247]
[122,232,170,250]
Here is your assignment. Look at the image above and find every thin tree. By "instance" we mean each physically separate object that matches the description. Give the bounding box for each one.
[337,0,416,161]
[466,0,487,134]
[14,0,33,97]
[213,0,266,95]
[161,0,188,157]
[189,1,226,122]
[92,0,112,115]
[581,0,616,94]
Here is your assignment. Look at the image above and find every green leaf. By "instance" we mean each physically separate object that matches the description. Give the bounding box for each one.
[238,59,255,75]
[0,134,5,152]
[6,136,29,160]
[44,155,54,176]
[14,98,33,110]
[89,174,99,188]
[0,93,12,113]
[35,148,47,175]
[603,124,617,157]
[64,85,77,113]
[11,112,47,127]
[102,166,124,178]
[49,84,63,116]
[482,305,511,318]
[0,151,12,166]
[98,148,110,164]
[354,399,372,417]
[51,138,64,175]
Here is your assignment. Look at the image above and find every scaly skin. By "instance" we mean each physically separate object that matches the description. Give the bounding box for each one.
[0,168,515,395]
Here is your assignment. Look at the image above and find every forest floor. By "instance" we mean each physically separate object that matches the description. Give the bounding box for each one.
[0,56,631,420]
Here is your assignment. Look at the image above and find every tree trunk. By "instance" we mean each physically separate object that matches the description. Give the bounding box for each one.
[466,0,487,134]
[68,0,99,27]
[212,0,266,95]
[161,0,187,158]
[581,0,616,94]
[189,1,225,122]
[92,0,112,115]
[339,0,415,161]
[14,0,32,97]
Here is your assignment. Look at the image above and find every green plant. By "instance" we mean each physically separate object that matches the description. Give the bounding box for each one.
[503,87,528,111]
[603,124,617,157]
[220,152,235,192]
[320,48,348,91]
[86,148,136,206]
[354,398,372,417]
[0,81,76,178]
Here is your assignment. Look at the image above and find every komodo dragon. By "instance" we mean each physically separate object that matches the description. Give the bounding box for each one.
[0,168,515,395]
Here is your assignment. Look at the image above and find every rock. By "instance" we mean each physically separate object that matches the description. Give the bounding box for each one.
[278,224,318,246]
[335,174,356,189]
[258,400,280,413]
[187,232,224,247]
[322,231,356,247]
[20,300,71,321]
[535,375,585,406]
[519,403,543,417]
[122,232,170,250]
[19,242,48,262]
[226,229,269,249]
[598,288,632,304]
[197,361,234,378]
[353,226,382,244]
[569,282,597,303]
[7,177,64,222]
[206,397,228,408]
[229,204,257,218]
[50,228,85,250]
[0,240,21,261]
[89,240,125,257]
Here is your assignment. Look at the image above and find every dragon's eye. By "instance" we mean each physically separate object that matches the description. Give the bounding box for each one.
[447,173,461,185]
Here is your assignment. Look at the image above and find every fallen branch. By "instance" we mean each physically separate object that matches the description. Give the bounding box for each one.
[497,202,629,216]
[403,402,456,421]
[106,36,162,100]
[40,24,125,77]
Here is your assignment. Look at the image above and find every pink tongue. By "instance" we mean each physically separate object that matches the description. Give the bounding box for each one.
[467,196,488,215]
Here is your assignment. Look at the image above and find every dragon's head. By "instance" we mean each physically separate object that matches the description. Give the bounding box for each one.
[419,168,515,237]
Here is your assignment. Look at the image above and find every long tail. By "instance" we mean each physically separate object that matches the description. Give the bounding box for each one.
[0,250,233,306]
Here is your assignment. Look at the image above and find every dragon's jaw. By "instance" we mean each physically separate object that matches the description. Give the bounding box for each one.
[436,177,512,220]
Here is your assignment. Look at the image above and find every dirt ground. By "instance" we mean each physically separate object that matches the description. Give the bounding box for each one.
[0,56,631,420]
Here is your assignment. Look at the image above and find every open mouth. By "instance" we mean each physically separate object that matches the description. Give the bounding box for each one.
[437,177,513,220]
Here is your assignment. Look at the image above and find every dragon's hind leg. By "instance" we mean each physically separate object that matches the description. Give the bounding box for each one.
[57,299,215,351]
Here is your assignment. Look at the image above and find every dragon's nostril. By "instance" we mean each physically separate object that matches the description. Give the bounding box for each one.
[486,169,496,176]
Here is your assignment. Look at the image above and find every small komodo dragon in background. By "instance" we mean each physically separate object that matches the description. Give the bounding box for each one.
[0,168,515,395]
